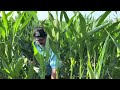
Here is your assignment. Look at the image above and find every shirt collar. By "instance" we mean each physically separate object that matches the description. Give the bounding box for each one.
[34,41,46,50]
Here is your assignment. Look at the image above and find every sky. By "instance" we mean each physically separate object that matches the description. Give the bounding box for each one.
[1,11,120,21]
[37,11,120,21]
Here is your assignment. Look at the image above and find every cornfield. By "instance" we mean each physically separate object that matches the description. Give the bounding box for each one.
[0,11,120,79]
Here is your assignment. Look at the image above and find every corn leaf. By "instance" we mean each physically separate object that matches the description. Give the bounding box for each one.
[78,12,86,35]
[0,26,5,39]
[32,41,46,79]
[96,11,111,26]
[1,11,8,31]
[14,12,24,33]
[95,36,109,79]
[14,58,24,78]
[63,11,69,23]
[20,15,32,30]
[27,62,35,79]
[106,30,120,50]
[87,22,110,36]
[2,60,11,74]
[6,11,13,18]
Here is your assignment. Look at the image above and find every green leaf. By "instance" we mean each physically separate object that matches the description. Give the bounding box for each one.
[86,40,95,79]
[14,12,24,33]
[48,11,54,21]
[87,22,110,36]
[1,11,8,31]
[27,62,35,79]
[32,41,46,79]
[6,11,13,18]
[14,58,24,78]
[96,11,111,26]
[106,30,120,50]
[106,21,120,33]
[49,38,57,55]
[63,11,69,23]
[60,11,63,23]
[45,36,50,63]
[66,15,76,29]
[79,59,84,79]
[20,15,32,30]
[48,11,55,28]
[87,60,95,79]
[0,26,5,39]
[95,36,109,79]
[28,11,38,22]
[2,60,11,74]
[78,12,86,35]
[70,57,76,79]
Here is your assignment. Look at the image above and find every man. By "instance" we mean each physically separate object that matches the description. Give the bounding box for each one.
[33,27,58,79]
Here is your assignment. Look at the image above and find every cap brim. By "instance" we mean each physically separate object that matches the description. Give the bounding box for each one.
[35,37,44,40]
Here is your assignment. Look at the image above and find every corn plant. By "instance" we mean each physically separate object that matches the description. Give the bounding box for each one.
[43,11,120,79]
[0,11,120,79]
[0,11,38,79]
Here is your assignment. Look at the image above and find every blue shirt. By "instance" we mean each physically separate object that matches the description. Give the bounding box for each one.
[34,41,58,76]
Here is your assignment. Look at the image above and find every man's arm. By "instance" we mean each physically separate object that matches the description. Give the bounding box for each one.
[51,69,57,79]
[50,49,59,79]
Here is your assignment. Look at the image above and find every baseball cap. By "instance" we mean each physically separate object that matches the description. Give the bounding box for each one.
[33,27,47,38]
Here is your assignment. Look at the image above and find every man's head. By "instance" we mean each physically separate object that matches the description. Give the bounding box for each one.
[33,27,47,47]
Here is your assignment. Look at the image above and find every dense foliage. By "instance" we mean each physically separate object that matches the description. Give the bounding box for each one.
[0,11,120,79]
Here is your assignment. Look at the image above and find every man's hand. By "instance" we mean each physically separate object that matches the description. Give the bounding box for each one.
[51,69,57,79]
[28,60,36,66]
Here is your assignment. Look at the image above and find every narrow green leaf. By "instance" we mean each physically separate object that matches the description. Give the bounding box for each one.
[86,40,95,79]
[45,36,50,63]
[87,22,110,36]
[66,15,76,29]
[14,12,24,33]
[28,11,38,22]
[20,15,32,30]
[70,57,76,79]
[2,60,11,74]
[63,11,69,23]
[49,38,57,55]
[79,59,84,79]
[32,41,46,79]
[78,12,86,35]
[27,63,34,79]
[1,11,8,31]
[0,26,5,39]
[6,11,13,17]
[95,36,109,79]
[48,11,55,28]
[106,21,120,32]
[106,30,120,50]
[14,58,24,78]
[96,11,111,26]
[60,11,63,23]
[48,11,54,21]
[87,61,95,79]
[89,11,95,15]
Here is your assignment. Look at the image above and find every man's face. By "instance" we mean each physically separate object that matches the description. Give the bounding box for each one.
[35,37,46,47]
